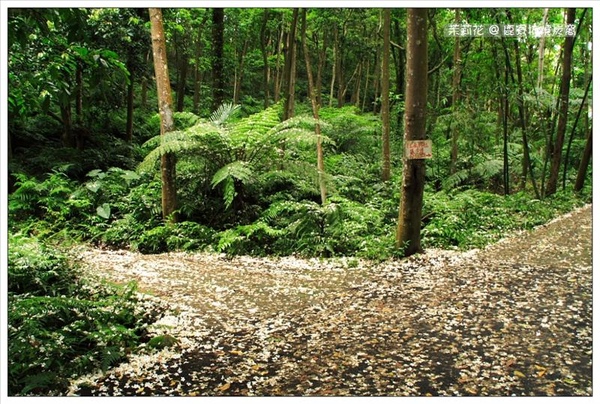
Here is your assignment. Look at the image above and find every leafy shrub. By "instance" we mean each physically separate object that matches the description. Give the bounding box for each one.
[8,234,167,395]
[8,235,78,296]
[421,188,591,249]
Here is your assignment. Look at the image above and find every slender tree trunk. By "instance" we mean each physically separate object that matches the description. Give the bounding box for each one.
[381,8,392,182]
[335,25,345,107]
[149,7,178,222]
[396,8,428,257]
[125,54,135,142]
[274,18,285,103]
[372,48,380,114]
[60,103,73,148]
[449,9,461,174]
[502,58,510,195]
[301,9,327,205]
[260,9,271,108]
[316,30,327,107]
[574,125,592,192]
[352,62,362,106]
[193,44,202,113]
[282,9,299,120]
[536,8,549,89]
[74,60,86,150]
[361,58,370,112]
[212,8,225,111]
[75,61,83,124]
[546,8,576,196]
[563,73,592,189]
[176,52,188,112]
[329,45,336,107]
[233,40,249,105]
[513,37,540,198]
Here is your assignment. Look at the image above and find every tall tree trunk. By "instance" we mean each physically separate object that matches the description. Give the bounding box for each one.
[149,7,178,223]
[372,48,380,114]
[381,8,392,182]
[125,54,135,142]
[546,8,576,196]
[361,58,370,112]
[512,39,540,198]
[301,9,327,205]
[60,103,73,148]
[74,60,86,150]
[393,15,406,137]
[502,55,510,195]
[574,125,592,192]
[274,17,285,103]
[141,76,148,109]
[212,8,225,111]
[351,62,362,106]
[449,9,461,174]
[193,42,202,113]
[260,9,271,108]
[176,51,188,112]
[396,8,428,257]
[563,73,592,189]
[316,30,327,107]
[328,44,336,108]
[334,24,345,107]
[233,39,249,105]
[192,13,208,113]
[536,8,549,89]
[282,9,299,120]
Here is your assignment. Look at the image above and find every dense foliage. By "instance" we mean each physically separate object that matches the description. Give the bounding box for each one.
[7,234,169,395]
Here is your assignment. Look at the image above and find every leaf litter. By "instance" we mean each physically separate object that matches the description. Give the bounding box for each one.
[67,204,592,396]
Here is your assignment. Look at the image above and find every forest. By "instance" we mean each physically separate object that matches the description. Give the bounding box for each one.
[5,6,593,397]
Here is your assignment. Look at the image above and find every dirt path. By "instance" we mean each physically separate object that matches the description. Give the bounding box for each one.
[68,204,592,396]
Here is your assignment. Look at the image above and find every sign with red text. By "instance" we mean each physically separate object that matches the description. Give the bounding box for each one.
[405,139,433,159]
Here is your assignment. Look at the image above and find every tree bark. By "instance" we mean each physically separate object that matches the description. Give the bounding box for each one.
[449,9,461,175]
[381,8,392,182]
[212,8,225,111]
[334,24,345,107]
[546,8,576,196]
[574,125,592,192]
[60,103,74,148]
[176,51,188,112]
[282,8,299,120]
[396,8,428,257]
[301,9,327,205]
[149,7,178,222]
[125,54,135,142]
[259,9,271,108]
[233,39,249,105]
[536,8,549,89]
[274,16,285,103]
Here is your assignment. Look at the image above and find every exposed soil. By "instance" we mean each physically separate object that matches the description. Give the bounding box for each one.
[67,204,592,396]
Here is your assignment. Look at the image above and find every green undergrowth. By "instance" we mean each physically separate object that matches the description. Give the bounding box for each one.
[420,187,592,249]
[8,162,591,261]
[7,234,170,396]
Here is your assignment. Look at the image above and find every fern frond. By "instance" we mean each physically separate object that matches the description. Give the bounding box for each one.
[230,105,281,143]
[101,347,124,372]
[473,158,504,179]
[211,161,253,188]
[442,169,471,190]
[210,102,241,126]
[211,161,254,209]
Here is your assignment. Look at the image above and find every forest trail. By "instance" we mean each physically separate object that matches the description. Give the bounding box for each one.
[70,204,592,396]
